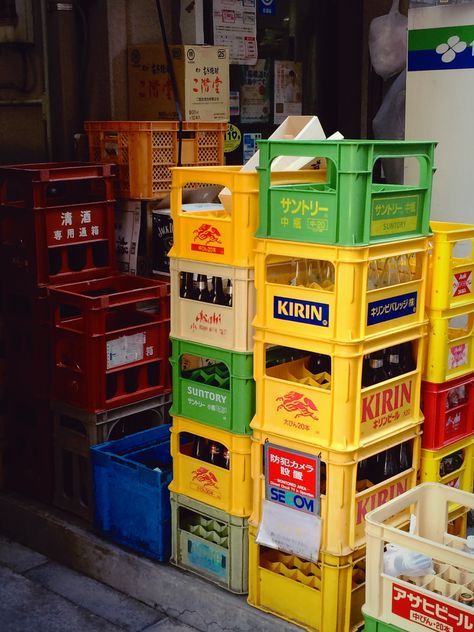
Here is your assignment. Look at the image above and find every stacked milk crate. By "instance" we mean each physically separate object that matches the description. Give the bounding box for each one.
[419,222,474,530]
[247,139,437,632]
[0,162,117,503]
[166,165,258,593]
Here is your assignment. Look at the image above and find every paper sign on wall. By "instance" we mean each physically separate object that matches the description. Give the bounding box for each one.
[213,0,258,65]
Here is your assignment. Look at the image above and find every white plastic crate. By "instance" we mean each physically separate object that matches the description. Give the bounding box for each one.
[364,483,474,632]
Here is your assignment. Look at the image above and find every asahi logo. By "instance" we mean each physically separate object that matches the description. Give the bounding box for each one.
[356,479,408,524]
[362,382,412,422]
[276,391,318,421]
[156,223,172,238]
[195,310,222,325]
[273,296,329,327]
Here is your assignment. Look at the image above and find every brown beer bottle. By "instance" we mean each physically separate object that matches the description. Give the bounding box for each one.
[362,350,389,387]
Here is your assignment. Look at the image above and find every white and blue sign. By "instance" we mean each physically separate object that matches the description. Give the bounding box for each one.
[269,488,316,514]
[259,0,276,16]
[367,291,418,326]
[273,296,329,327]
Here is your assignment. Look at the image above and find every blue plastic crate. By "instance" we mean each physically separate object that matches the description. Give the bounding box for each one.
[91,424,172,561]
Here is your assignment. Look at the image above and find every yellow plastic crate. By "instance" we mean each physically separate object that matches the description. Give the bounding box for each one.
[364,483,474,632]
[169,257,255,352]
[250,425,422,556]
[84,120,226,199]
[427,221,474,311]
[424,304,474,382]
[248,525,366,632]
[447,505,469,539]
[254,236,429,344]
[169,416,252,517]
[168,166,326,268]
[420,435,474,513]
[252,324,426,452]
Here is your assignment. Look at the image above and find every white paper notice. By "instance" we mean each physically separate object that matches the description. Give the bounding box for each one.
[213,0,257,65]
[273,60,302,124]
[106,333,146,369]
[256,500,322,562]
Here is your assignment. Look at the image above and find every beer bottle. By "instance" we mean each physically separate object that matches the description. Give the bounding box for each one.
[179,272,186,297]
[385,345,403,379]
[222,447,230,469]
[209,441,224,467]
[182,272,197,299]
[192,435,209,462]
[225,279,233,307]
[383,447,399,479]
[399,342,416,373]
[196,274,211,303]
[362,350,388,387]
[211,276,226,305]
[308,352,331,376]
[399,442,411,471]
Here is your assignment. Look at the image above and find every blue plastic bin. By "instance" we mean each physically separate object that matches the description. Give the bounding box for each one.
[91,424,172,561]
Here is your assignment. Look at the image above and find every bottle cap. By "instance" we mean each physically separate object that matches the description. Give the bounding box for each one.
[466,535,474,551]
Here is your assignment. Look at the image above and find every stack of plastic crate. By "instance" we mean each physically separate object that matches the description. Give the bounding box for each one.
[0,161,117,503]
[420,222,474,526]
[166,164,327,592]
[362,483,474,632]
[84,121,227,274]
[247,139,437,631]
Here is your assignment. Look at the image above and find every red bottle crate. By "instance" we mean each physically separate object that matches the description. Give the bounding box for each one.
[0,161,117,290]
[2,288,51,398]
[50,274,171,413]
[4,395,54,503]
[421,373,474,450]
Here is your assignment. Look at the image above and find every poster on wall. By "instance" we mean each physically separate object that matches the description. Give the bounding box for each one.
[240,59,271,123]
[213,0,258,65]
[273,60,302,124]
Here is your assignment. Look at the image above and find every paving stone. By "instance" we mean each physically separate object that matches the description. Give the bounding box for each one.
[26,561,165,631]
[0,564,120,632]
[0,534,47,572]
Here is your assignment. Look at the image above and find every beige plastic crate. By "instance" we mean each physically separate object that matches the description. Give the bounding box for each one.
[170,257,255,352]
[364,483,474,632]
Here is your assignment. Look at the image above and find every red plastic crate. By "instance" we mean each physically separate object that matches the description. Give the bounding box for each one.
[2,289,51,398]
[50,274,171,412]
[421,373,474,450]
[4,395,54,503]
[0,161,117,290]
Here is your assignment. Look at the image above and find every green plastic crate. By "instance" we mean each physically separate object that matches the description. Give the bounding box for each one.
[257,139,436,246]
[169,337,255,434]
[170,491,248,594]
[361,612,406,632]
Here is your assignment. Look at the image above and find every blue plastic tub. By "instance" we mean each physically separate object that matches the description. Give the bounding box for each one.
[91,424,172,561]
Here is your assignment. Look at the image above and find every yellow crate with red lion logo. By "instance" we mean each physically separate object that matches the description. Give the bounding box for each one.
[169,166,326,268]
[250,424,422,556]
[169,416,252,517]
[251,323,427,453]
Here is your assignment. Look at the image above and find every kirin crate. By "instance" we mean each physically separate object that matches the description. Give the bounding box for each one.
[248,525,366,632]
[4,395,54,503]
[170,337,255,435]
[84,120,226,200]
[250,424,421,556]
[2,288,51,398]
[91,424,172,561]
[424,304,474,383]
[169,165,327,268]
[419,435,474,514]
[53,393,171,521]
[169,416,252,517]
[427,221,474,311]
[257,139,435,247]
[50,274,171,413]
[254,236,429,344]
[252,323,426,452]
[421,373,474,450]
[170,491,248,594]
[0,162,116,290]
[363,483,474,632]
[170,257,255,352]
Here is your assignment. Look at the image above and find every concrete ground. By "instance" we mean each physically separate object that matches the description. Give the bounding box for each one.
[0,535,193,632]
[0,492,300,632]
